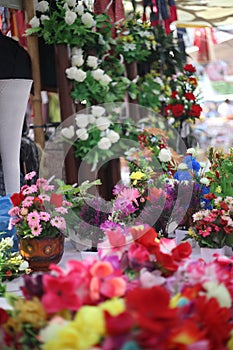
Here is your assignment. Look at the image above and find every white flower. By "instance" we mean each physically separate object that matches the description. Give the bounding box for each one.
[66,0,76,7]
[100,74,112,85]
[66,67,86,82]
[158,148,172,162]
[106,130,120,143]
[19,260,29,271]
[89,114,96,124]
[81,12,96,28]
[186,148,196,156]
[91,69,104,81]
[177,163,188,170]
[75,4,84,15]
[203,281,231,308]
[72,54,84,67]
[65,10,77,25]
[96,117,111,131]
[75,114,89,128]
[91,106,105,117]
[3,237,14,248]
[61,125,75,139]
[41,15,50,22]
[29,16,40,28]
[87,56,98,69]
[36,1,49,13]
[98,137,111,150]
[200,177,210,186]
[76,128,89,140]
[72,47,83,56]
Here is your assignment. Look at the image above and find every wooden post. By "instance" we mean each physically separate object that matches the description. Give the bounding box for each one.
[22,0,45,149]
[54,44,78,185]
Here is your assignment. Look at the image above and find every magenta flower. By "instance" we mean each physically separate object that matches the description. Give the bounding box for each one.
[55,207,68,215]
[27,211,40,225]
[22,185,38,195]
[22,196,34,208]
[40,212,50,222]
[8,206,20,216]
[41,274,82,313]
[117,187,140,206]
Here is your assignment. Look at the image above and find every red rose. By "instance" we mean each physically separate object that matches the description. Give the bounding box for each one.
[188,104,202,117]
[171,90,178,98]
[170,104,185,117]
[184,92,196,101]
[10,192,24,206]
[183,64,196,73]
[188,77,198,86]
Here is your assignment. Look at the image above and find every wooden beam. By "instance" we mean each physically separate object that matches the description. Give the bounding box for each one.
[22,0,45,149]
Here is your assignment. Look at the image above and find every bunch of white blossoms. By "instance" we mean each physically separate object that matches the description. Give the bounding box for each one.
[29,0,96,28]
[65,47,112,85]
[61,106,120,150]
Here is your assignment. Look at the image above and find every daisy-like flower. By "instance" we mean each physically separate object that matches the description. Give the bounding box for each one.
[51,216,66,231]
[25,171,36,181]
[40,212,51,222]
[30,224,43,237]
[38,194,50,202]
[22,196,34,208]
[55,207,68,215]
[23,185,38,195]
[27,211,41,225]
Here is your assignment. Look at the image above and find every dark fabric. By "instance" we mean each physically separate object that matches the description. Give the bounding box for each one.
[0,30,32,80]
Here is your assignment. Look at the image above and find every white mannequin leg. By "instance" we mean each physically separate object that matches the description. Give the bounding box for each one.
[0,79,32,195]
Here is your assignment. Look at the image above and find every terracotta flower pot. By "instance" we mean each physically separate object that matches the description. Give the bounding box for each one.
[17,233,64,272]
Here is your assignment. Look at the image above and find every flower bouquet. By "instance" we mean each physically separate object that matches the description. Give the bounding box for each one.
[186,196,233,249]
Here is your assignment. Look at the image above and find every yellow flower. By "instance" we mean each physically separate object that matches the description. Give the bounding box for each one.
[3,317,21,335]
[99,297,125,316]
[130,171,145,185]
[170,293,181,308]
[41,325,81,350]
[227,331,233,349]
[14,297,47,327]
[216,186,222,193]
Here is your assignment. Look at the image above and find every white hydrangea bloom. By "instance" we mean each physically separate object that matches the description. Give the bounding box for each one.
[96,117,111,131]
[98,137,111,150]
[75,4,84,15]
[66,0,76,7]
[61,126,75,139]
[36,1,49,13]
[106,130,120,143]
[87,56,98,69]
[91,106,105,117]
[81,12,96,28]
[29,16,40,28]
[158,148,172,162]
[75,114,89,128]
[72,47,83,56]
[72,54,84,67]
[100,74,112,85]
[65,10,77,25]
[76,128,89,140]
[91,69,104,81]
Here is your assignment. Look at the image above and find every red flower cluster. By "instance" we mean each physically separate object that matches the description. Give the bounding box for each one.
[165,64,202,126]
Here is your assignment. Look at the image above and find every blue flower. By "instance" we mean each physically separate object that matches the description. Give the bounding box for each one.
[174,170,192,181]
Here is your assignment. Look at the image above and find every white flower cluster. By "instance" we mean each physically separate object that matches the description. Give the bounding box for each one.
[29,0,96,28]
[65,47,112,85]
[61,106,120,151]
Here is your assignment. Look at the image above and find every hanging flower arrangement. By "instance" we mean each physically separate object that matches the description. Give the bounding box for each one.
[164,64,203,128]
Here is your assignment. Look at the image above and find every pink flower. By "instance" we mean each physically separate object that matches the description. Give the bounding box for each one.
[55,207,68,214]
[22,185,38,195]
[30,224,42,236]
[199,227,212,237]
[24,171,36,180]
[62,200,73,207]
[117,187,140,206]
[27,211,40,225]
[40,212,50,222]
[8,217,20,229]
[22,196,34,208]
[50,216,66,230]
[38,194,50,202]
[41,274,82,313]
[8,206,20,216]
[128,243,150,264]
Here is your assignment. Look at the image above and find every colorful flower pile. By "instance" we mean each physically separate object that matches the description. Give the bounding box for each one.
[165,64,202,128]
[8,172,71,239]
[3,222,233,349]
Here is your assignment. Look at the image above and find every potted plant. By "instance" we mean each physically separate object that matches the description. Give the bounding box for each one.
[8,171,72,272]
